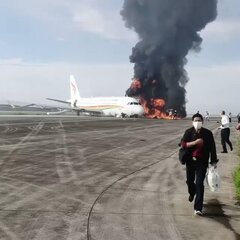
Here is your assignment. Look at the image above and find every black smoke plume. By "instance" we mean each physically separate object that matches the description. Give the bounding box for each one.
[121,0,217,117]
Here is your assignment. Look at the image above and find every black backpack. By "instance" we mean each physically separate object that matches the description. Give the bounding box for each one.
[178,147,192,165]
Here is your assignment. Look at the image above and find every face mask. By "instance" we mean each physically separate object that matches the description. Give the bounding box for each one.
[193,122,203,130]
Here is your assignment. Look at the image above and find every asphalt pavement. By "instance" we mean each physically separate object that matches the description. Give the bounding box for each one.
[0,116,239,240]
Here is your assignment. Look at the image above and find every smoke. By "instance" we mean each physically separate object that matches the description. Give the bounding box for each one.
[121,0,217,117]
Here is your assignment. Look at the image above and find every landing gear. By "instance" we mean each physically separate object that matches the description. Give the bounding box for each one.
[131,114,139,118]
[121,113,127,118]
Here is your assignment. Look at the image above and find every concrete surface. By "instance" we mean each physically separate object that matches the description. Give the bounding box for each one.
[0,116,239,240]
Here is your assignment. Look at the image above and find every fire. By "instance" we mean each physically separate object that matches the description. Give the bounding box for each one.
[129,79,179,119]
[130,79,142,90]
[140,98,177,119]
[152,99,165,108]
[140,98,167,119]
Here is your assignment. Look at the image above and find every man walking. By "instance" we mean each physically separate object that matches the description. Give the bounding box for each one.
[219,110,233,153]
[181,113,218,215]
[205,111,210,121]
[228,112,232,123]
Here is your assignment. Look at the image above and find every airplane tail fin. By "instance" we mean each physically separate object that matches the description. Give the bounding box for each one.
[70,75,81,107]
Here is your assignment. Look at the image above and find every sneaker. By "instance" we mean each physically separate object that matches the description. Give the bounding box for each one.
[194,210,203,216]
[221,151,228,153]
[188,195,194,202]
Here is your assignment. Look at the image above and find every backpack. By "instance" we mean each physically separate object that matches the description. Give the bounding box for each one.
[178,148,192,165]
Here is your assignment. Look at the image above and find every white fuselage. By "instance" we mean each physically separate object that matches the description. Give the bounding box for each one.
[73,96,144,117]
[47,75,145,118]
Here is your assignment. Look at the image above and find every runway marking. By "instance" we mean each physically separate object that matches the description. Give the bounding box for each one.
[86,149,179,240]
[0,116,142,126]
[0,121,44,169]
[5,122,44,154]
[0,121,43,126]
[1,188,47,211]
[0,175,90,206]
[85,129,183,160]
[55,120,77,184]
[2,127,10,133]
[1,127,18,133]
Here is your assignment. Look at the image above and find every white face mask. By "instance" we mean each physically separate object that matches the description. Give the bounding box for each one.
[193,121,203,130]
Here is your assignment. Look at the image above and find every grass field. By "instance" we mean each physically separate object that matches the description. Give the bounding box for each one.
[233,137,240,201]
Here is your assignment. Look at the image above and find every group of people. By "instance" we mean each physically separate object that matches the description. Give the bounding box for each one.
[167,109,177,119]
[180,110,234,216]
[204,110,240,131]
[204,111,234,123]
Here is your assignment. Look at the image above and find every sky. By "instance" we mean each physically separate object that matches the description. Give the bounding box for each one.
[0,0,239,115]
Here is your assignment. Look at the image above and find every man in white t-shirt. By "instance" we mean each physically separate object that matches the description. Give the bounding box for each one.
[219,110,233,153]
[205,111,209,121]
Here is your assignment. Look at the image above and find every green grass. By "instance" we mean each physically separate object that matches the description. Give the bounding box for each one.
[233,138,240,201]
[238,138,240,157]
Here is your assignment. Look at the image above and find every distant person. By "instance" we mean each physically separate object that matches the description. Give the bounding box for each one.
[237,113,240,123]
[228,112,232,123]
[205,111,209,121]
[168,109,173,118]
[219,110,233,153]
[173,110,177,119]
[180,113,218,215]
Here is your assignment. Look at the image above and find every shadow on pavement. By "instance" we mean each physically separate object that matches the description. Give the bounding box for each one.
[204,199,240,240]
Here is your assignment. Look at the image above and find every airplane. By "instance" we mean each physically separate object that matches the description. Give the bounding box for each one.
[6,101,66,114]
[47,75,144,118]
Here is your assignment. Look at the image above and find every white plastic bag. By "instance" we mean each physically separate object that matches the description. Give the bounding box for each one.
[206,165,220,192]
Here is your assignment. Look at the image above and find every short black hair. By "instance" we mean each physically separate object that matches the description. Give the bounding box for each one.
[192,113,203,121]
[222,110,225,115]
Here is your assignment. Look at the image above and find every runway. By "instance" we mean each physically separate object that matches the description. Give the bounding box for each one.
[0,116,239,240]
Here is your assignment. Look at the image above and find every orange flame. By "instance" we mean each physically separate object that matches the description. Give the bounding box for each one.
[152,99,165,108]
[131,79,142,89]
[140,98,177,119]
[129,79,179,119]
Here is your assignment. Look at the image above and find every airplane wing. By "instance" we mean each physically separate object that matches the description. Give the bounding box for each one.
[46,98,70,104]
[46,98,103,115]
[4,101,71,115]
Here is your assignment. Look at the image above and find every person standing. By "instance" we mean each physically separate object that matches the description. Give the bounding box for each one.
[229,112,232,123]
[237,113,240,123]
[205,111,209,121]
[173,110,177,119]
[181,113,218,215]
[219,110,233,153]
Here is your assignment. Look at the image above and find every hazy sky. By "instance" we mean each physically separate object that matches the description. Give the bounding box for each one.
[0,0,239,114]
